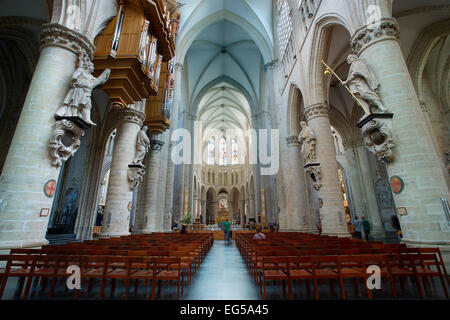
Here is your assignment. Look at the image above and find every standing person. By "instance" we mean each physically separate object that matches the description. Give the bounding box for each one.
[180,225,188,234]
[224,220,231,244]
[353,216,362,239]
[362,217,371,241]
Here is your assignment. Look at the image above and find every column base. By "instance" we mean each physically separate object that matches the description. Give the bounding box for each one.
[98,231,130,239]
[367,228,387,242]
[0,239,49,253]
[401,238,450,270]
[278,228,318,234]
[321,231,352,238]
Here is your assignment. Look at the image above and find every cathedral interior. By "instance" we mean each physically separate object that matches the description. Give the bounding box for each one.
[0,0,449,305]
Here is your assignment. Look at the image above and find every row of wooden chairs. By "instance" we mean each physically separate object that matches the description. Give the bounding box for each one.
[260,254,448,300]
[0,254,183,299]
[0,232,214,300]
[234,232,449,300]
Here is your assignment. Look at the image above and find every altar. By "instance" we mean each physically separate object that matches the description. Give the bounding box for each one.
[216,198,230,222]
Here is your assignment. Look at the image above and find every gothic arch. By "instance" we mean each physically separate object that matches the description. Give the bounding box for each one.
[406,19,450,110]
[286,84,305,137]
[307,14,353,106]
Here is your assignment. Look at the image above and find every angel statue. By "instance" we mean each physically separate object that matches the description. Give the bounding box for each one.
[298,121,316,164]
[133,126,150,165]
[55,57,111,126]
[342,54,388,114]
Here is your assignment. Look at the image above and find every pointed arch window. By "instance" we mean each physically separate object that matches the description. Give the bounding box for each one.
[232,137,239,165]
[208,138,215,165]
[219,137,227,166]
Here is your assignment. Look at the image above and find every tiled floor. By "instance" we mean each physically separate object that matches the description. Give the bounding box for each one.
[182,240,259,300]
[1,240,448,300]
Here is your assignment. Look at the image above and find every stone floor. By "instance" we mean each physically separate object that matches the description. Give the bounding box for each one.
[0,240,448,300]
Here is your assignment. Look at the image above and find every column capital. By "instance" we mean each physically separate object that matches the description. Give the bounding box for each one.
[40,23,95,64]
[150,139,164,151]
[175,62,184,72]
[285,135,300,147]
[264,59,279,72]
[113,107,145,127]
[351,18,400,55]
[304,103,330,121]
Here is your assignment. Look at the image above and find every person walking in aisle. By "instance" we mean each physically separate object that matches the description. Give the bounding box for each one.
[224,220,231,244]
[361,217,371,241]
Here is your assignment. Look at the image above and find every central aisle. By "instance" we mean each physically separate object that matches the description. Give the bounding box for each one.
[183,240,259,300]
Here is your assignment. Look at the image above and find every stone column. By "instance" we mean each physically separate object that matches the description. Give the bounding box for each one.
[304,104,350,237]
[141,137,164,233]
[99,105,145,238]
[240,200,245,226]
[0,24,94,250]
[355,143,386,240]
[250,194,256,220]
[192,194,199,225]
[343,141,367,220]
[245,197,250,224]
[344,140,386,239]
[285,136,315,232]
[351,18,450,258]
[133,177,146,233]
[201,200,206,224]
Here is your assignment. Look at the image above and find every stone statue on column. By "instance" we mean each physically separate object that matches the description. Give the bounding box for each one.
[133,125,150,165]
[55,58,111,126]
[342,54,388,114]
[50,58,110,167]
[298,121,316,164]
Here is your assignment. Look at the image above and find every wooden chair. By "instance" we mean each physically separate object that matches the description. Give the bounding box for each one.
[128,256,157,299]
[310,255,340,300]
[288,256,313,300]
[80,255,109,299]
[412,253,449,299]
[261,256,290,300]
[386,254,423,298]
[154,257,183,300]
[0,254,36,299]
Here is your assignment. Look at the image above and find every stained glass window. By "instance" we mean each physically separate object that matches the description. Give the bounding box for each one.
[232,137,238,164]
[276,0,293,57]
[219,137,227,166]
[208,138,215,165]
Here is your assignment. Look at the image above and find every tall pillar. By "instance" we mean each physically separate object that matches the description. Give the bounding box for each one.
[170,63,184,221]
[240,200,245,226]
[250,194,256,220]
[141,137,164,233]
[343,141,367,220]
[304,104,350,237]
[99,104,145,238]
[285,136,315,232]
[0,24,94,249]
[201,200,206,224]
[343,140,386,239]
[355,144,386,240]
[133,177,146,233]
[351,18,450,258]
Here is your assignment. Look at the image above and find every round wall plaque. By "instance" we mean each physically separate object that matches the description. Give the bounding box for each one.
[318,198,323,208]
[390,176,404,194]
[43,179,57,198]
